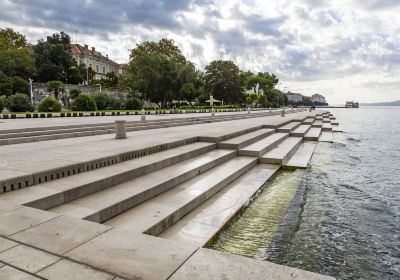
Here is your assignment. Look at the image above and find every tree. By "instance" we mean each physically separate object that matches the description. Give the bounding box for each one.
[242,71,279,94]
[0,48,35,79]
[259,94,269,107]
[204,60,243,104]
[246,93,259,105]
[7,93,32,112]
[0,28,27,50]
[0,71,12,96]
[122,38,197,107]
[47,80,64,100]
[33,32,80,83]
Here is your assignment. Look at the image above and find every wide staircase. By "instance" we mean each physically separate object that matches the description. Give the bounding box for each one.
[0,110,292,146]
[0,112,337,247]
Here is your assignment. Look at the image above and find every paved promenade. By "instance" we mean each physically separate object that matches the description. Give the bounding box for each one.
[0,110,337,280]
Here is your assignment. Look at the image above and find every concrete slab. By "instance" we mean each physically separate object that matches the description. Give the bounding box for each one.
[0,201,22,215]
[65,228,198,280]
[104,157,257,235]
[284,142,317,170]
[170,248,335,280]
[312,120,323,127]
[260,137,303,165]
[37,259,115,280]
[0,207,59,237]
[160,164,280,246]
[218,128,275,149]
[319,131,333,143]
[0,245,60,273]
[238,133,288,157]
[11,216,110,255]
[0,265,40,279]
[304,127,322,141]
[322,122,333,131]
[0,237,18,253]
[290,124,311,137]
[277,121,301,132]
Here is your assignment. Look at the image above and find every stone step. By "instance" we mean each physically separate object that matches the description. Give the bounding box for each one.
[104,156,258,236]
[283,142,317,170]
[276,121,302,132]
[259,137,303,165]
[302,118,315,124]
[312,120,323,127]
[0,142,216,209]
[48,149,237,223]
[238,133,289,157]
[322,122,333,131]
[290,124,311,137]
[322,118,331,123]
[304,127,322,141]
[218,128,275,149]
[159,164,280,246]
[319,131,333,142]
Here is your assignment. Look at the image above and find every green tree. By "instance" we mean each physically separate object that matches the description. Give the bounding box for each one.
[0,28,27,50]
[246,93,259,105]
[33,32,81,83]
[204,60,243,104]
[258,94,269,107]
[242,71,279,93]
[12,76,29,95]
[122,38,197,107]
[0,71,13,96]
[71,94,97,111]
[93,92,112,110]
[47,80,64,100]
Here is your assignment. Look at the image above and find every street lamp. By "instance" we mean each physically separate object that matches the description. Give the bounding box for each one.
[96,84,102,93]
[276,82,282,108]
[28,78,33,107]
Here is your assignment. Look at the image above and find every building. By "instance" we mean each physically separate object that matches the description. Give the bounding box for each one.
[311,94,326,104]
[70,44,122,81]
[285,92,303,103]
[346,101,359,108]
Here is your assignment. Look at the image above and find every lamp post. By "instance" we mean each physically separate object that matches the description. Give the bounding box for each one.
[96,84,102,93]
[28,78,33,107]
[276,82,282,108]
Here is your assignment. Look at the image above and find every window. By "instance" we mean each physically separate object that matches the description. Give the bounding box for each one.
[96,64,99,73]
[103,66,106,74]
[89,63,92,69]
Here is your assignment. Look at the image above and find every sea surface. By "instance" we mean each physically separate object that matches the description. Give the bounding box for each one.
[213,107,400,280]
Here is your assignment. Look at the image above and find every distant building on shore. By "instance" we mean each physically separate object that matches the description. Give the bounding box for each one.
[70,44,126,80]
[311,94,326,104]
[286,92,303,103]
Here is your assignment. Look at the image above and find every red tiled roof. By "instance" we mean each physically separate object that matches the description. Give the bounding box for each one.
[69,44,120,67]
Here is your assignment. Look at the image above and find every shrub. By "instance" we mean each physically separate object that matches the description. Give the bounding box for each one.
[69,89,81,99]
[7,93,32,112]
[71,94,97,111]
[0,95,6,112]
[258,95,269,108]
[124,97,142,110]
[109,97,123,110]
[93,92,112,110]
[38,97,62,112]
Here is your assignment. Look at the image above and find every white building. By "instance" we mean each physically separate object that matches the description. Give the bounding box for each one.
[286,92,303,103]
[311,94,326,104]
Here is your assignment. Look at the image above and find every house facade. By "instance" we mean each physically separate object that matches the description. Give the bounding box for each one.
[311,94,326,104]
[70,44,122,80]
[286,92,303,103]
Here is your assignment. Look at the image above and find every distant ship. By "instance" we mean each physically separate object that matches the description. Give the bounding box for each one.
[346,101,359,108]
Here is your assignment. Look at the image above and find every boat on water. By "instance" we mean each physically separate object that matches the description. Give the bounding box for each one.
[346,101,359,108]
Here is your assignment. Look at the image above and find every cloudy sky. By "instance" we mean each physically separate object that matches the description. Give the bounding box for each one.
[1,0,400,104]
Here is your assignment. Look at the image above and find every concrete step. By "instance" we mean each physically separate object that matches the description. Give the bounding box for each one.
[48,149,237,223]
[322,122,333,131]
[319,131,333,142]
[238,133,289,157]
[276,122,302,132]
[312,120,323,127]
[290,124,311,137]
[0,142,216,210]
[259,137,303,165]
[322,118,331,123]
[283,142,317,170]
[218,128,275,149]
[104,156,258,236]
[304,127,322,141]
[302,118,315,124]
[159,164,280,246]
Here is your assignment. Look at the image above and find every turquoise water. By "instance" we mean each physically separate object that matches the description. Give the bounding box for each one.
[213,107,400,280]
